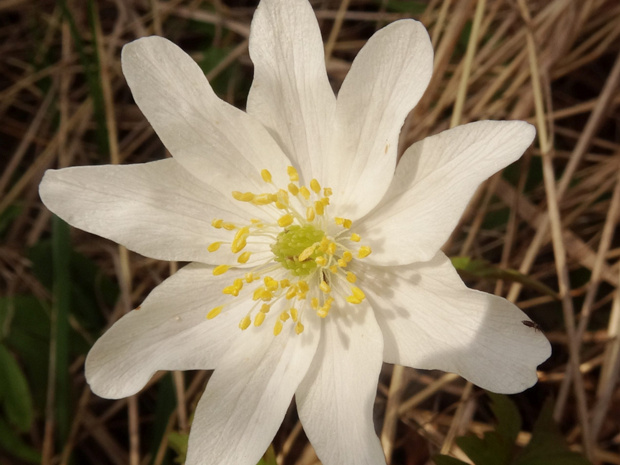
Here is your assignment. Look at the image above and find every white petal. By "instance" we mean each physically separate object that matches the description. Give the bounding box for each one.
[39,159,271,263]
[85,264,253,399]
[358,253,551,394]
[186,315,320,465]
[357,121,536,265]
[296,307,385,465]
[327,20,433,219]
[246,0,336,183]
[122,36,291,192]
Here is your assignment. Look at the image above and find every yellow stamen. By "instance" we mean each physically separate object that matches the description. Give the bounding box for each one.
[280,311,290,321]
[264,276,278,291]
[211,219,223,228]
[295,321,304,334]
[342,219,352,229]
[232,191,255,202]
[358,245,372,258]
[306,207,315,222]
[207,242,221,252]
[315,200,324,216]
[315,256,327,266]
[329,265,339,273]
[277,214,294,227]
[326,242,336,255]
[261,169,272,183]
[346,296,363,304]
[319,281,331,293]
[310,179,321,193]
[337,259,347,267]
[213,265,230,276]
[239,315,251,330]
[222,222,236,231]
[260,304,270,313]
[245,272,256,283]
[343,251,353,262]
[254,312,266,327]
[290,308,298,321]
[252,193,274,205]
[346,271,357,283]
[274,320,283,336]
[280,279,290,288]
[299,186,310,200]
[286,286,297,300]
[206,306,223,320]
[299,244,316,262]
[351,286,365,300]
[350,233,361,242]
[287,166,299,182]
[323,187,333,196]
[237,251,251,263]
[311,298,319,309]
[288,183,299,195]
[231,226,250,253]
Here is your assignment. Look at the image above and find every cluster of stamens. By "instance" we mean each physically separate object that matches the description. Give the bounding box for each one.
[205,166,372,336]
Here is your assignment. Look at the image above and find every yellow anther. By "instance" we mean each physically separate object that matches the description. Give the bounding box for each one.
[343,251,353,262]
[261,169,272,183]
[208,242,222,252]
[252,287,263,300]
[319,236,329,250]
[299,245,317,262]
[319,281,331,293]
[288,183,299,196]
[323,187,333,196]
[275,201,287,209]
[239,315,251,330]
[315,200,324,216]
[264,276,278,291]
[342,219,352,229]
[222,285,239,296]
[295,321,304,334]
[337,259,347,267]
[358,246,372,258]
[327,242,337,255]
[251,218,262,224]
[260,304,271,313]
[299,186,311,200]
[335,217,344,225]
[278,214,294,227]
[206,306,223,320]
[290,308,298,321]
[306,207,315,222]
[287,166,299,181]
[260,289,273,301]
[213,265,230,276]
[231,226,250,253]
[232,191,255,202]
[245,272,256,283]
[315,256,327,266]
[320,197,330,206]
[298,281,309,293]
[346,296,363,304]
[237,251,251,263]
[329,265,339,273]
[280,311,290,322]
[317,298,334,318]
[351,286,365,300]
[274,320,283,336]
[254,312,266,327]
[223,223,236,231]
[350,233,361,242]
[346,271,357,283]
[311,298,319,309]
[252,193,274,205]
[211,219,224,228]
[286,286,297,300]
[280,279,290,288]
[310,179,321,193]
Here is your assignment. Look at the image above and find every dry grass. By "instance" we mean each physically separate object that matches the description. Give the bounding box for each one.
[2,0,620,464]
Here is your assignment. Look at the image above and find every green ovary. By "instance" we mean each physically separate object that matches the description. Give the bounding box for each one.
[271,224,325,276]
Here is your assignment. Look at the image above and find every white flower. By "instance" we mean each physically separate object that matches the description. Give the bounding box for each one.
[39,0,551,464]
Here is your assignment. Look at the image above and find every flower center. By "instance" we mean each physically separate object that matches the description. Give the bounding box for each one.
[271,224,325,276]
[205,166,372,336]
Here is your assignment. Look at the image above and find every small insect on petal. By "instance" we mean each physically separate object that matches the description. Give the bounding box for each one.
[522,320,542,332]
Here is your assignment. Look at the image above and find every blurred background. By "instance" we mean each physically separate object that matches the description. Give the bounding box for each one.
[1,0,620,464]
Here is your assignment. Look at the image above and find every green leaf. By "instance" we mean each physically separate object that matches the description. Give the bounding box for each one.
[0,343,33,431]
[168,431,189,464]
[488,392,522,446]
[433,454,471,465]
[0,417,41,463]
[514,398,590,465]
[451,256,558,300]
